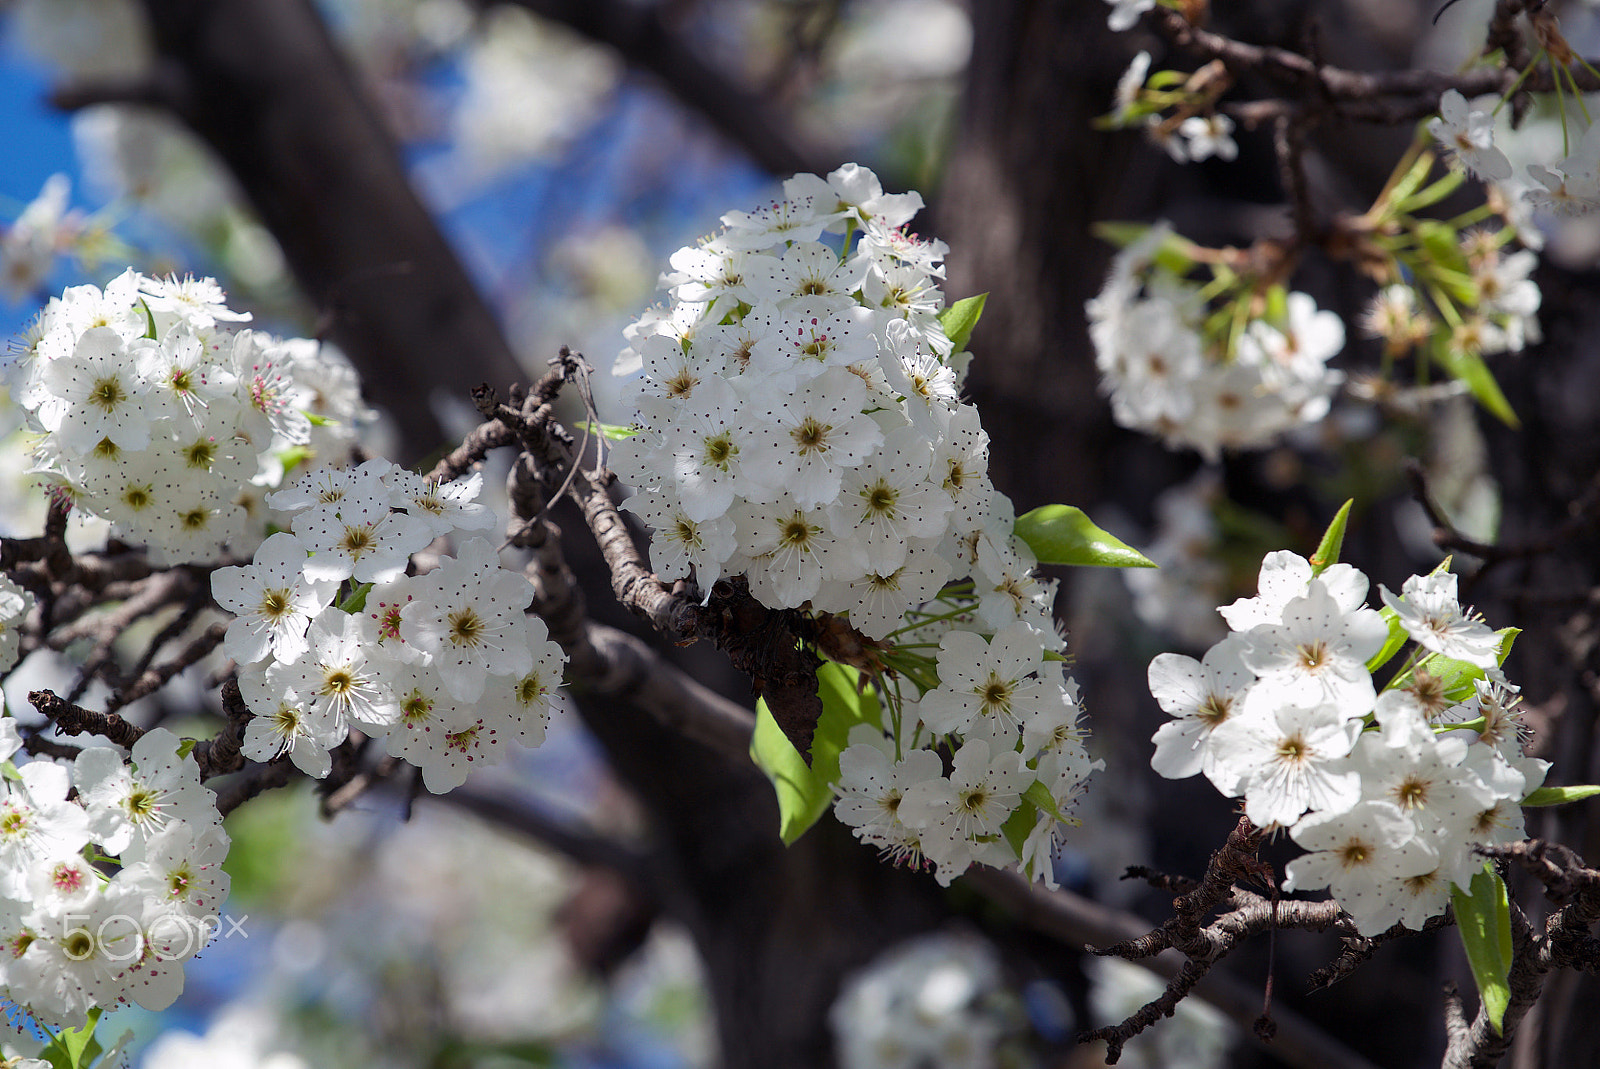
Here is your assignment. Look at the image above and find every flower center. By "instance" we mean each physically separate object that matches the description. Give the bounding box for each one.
[258,588,292,621]
[515,673,548,707]
[865,482,896,515]
[340,524,376,559]
[792,417,830,453]
[89,376,124,411]
[448,609,485,646]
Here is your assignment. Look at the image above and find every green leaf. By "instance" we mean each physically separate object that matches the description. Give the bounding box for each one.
[40,1008,104,1069]
[1023,778,1069,824]
[176,738,197,759]
[1262,284,1289,328]
[575,419,639,441]
[1436,344,1520,428]
[139,300,158,341]
[1389,149,1441,208]
[1309,499,1354,575]
[1001,798,1038,856]
[1399,170,1466,214]
[1366,606,1410,674]
[1401,628,1519,703]
[278,445,315,478]
[938,293,987,352]
[1452,865,1512,1036]
[304,411,337,427]
[1522,784,1600,806]
[338,582,374,614]
[1091,221,1153,249]
[1013,504,1155,568]
[750,661,880,845]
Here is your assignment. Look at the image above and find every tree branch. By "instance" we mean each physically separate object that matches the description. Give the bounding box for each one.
[491,0,833,178]
[966,868,1384,1069]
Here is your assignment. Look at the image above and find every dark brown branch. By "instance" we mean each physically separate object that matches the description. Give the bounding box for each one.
[423,416,520,487]
[107,620,229,711]
[1441,899,1543,1069]
[476,360,829,759]
[1405,459,1600,572]
[1274,111,1319,243]
[966,868,1384,1069]
[209,759,296,817]
[1307,912,1455,991]
[49,568,200,701]
[191,678,252,780]
[47,65,187,111]
[28,690,145,748]
[1152,7,1592,105]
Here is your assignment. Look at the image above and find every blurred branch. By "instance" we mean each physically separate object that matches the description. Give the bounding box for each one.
[1405,459,1600,577]
[491,0,834,177]
[429,783,655,885]
[1152,7,1596,103]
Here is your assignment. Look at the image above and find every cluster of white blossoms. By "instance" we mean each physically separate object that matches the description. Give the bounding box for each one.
[1,269,373,565]
[1,174,92,306]
[614,165,1095,887]
[214,459,566,792]
[0,722,229,1023]
[1431,87,1600,217]
[1087,225,1346,460]
[1148,550,1549,935]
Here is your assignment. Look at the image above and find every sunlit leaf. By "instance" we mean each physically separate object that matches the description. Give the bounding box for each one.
[1451,865,1512,1036]
[1522,784,1600,806]
[938,293,987,352]
[1014,505,1155,568]
[1309,499,1353,574]
[750,661,881,845]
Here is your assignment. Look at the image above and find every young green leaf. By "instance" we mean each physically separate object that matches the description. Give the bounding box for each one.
[1522,783,1600,806]
[938,293,987,352]
[1395,628,1519,703]
[1309,499,1353,575]
[278,445,315,479]
[1436,344,1520,428]
[749,661,881,845]
[1000,797,1038,856]
[1013,505,1155,568]
[338,582,374,615]
[1451,865,1512,1036]
[40,1007,104,1069]
[574,419,639,441]
[1366,605,1410,674]
[1090,221,1151,249]
[1023,778,1070,824]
